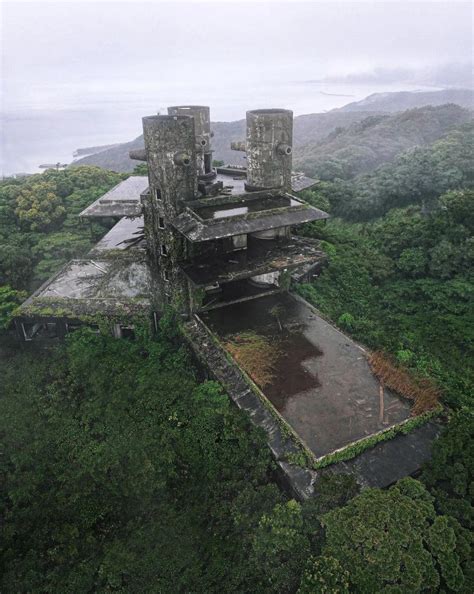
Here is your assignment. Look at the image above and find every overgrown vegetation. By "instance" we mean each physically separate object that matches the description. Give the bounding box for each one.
[297,186,473,410]
[368,351,440,415]
[294,104,472,180]
[0,166,124,292]
[224,331,280,388]
[1,103,473,592]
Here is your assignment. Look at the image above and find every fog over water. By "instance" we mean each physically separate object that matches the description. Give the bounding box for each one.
[1,1,472,176]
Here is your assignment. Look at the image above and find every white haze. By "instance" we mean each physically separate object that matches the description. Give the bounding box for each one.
[1,1,472,175]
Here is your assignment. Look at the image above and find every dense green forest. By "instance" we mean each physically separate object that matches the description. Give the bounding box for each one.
[0,167,125,323]
[293,105,472,180]
[1,106,473,591]
[1,321,472,592]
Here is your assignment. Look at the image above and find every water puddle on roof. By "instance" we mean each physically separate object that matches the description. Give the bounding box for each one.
[214,206,248,219]
[196,195,296,220]
[264,331,323,411]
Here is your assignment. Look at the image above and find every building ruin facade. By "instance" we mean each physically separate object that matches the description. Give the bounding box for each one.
[13,105,440,499]
[14,105,327,340]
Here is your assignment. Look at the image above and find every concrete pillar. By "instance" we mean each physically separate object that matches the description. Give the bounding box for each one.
[142,114,197,216]
[246,108,293,192]
[167,105,214,178]
[142,114,197,314]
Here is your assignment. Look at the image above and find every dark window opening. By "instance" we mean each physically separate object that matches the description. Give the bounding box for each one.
[161,244,168,256]
[154,188,162,202]
[158,216,165,229]
[204,153,212,174]
[22,321,58,341]
[120,325,136,340]
[65,322,83,333]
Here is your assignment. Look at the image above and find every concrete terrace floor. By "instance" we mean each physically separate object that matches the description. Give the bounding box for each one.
[201,292,411,458]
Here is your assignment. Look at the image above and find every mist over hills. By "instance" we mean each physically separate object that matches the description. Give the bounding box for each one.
[73,89,473,176]
[293,104,473,179]
[335,88,474,113]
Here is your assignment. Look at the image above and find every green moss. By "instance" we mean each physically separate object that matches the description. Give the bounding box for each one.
[312,406,442,469]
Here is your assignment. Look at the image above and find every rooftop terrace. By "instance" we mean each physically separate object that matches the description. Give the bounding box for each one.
[201,292,412,458]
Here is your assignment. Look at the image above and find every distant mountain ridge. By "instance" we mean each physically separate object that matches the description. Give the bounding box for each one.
[72,88,474,175]
[336,88,473,113]
[293,104,473,179]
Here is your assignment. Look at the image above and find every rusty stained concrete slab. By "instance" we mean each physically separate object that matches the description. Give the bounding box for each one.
[201,292,411,459]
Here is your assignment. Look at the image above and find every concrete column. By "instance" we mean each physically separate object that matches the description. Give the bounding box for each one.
[246,108,293,192]
[142,114,197,217]
[142,114,196,314]
[167,105,214,178]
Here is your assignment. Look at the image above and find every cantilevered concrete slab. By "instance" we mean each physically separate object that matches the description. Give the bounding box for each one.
[172,193,328,242]
[181,236,325,287]
[202,292,412,458]
[17,258,152,318]
[79,176,149,219]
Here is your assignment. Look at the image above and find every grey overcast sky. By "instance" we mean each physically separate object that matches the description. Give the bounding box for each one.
[2,1,472,110]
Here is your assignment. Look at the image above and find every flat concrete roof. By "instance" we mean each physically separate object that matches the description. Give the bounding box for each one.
[89,216,145,255]
[18,258,152,317]
[215,167,318,194]
[79,176,148,218]
[201,292,412,458]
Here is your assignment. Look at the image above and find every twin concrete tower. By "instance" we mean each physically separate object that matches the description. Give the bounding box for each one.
[137,106,298,313]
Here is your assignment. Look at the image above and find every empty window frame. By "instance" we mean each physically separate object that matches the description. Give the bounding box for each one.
[21,321,58,341]
[113,324,136,340]
[158,216,165,229]
[161,244,168,256]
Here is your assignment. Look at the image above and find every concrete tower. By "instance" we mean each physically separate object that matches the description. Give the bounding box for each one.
[167,105,214,179]
[142,114,197,311]
[245,108,293,192]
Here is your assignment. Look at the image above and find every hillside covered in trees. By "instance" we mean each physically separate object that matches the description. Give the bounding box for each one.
[293,104,472,179]
[73,89,473,174]
[1,98,473,592]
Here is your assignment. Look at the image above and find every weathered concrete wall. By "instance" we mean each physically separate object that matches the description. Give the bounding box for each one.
[143,114,197,213]
[167,106,213,177]
[246,109,293,191]
[142,115,197,313]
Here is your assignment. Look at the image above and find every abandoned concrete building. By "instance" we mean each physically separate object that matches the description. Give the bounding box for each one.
[14,105,441,498]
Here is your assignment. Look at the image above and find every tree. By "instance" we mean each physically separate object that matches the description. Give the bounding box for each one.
[0,285,26,329]
[250,500,310,593]
[321,478,472,593]
[0,329,283,592]
[14,181,66,230]
[422,409,474,530]
[298,556,349,594]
